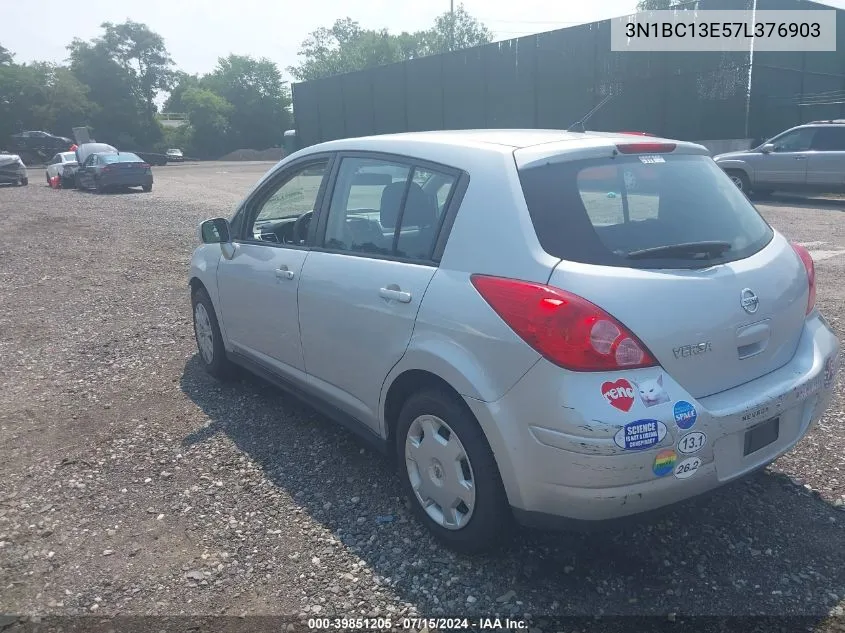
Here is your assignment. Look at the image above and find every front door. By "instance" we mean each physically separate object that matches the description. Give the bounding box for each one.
[755,127,815,188]
[297,155,459,432]
[216,157,331,378]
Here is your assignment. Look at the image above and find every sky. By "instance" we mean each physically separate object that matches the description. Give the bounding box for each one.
[0,0,665,81]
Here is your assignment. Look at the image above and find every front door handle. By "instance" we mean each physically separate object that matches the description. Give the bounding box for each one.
[379,287,412,303]
[275,266,295,281]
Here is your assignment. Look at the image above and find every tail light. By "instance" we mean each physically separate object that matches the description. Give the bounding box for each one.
[140,163,150,169]
[791,242,816,314]
[470,275,658,371]
[616,143,676,154]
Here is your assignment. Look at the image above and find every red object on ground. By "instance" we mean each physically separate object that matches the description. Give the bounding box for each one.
[49,175,61,189]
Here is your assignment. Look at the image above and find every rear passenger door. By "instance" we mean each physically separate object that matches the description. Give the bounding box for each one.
[297,154,460,434]
[806,126,845,190]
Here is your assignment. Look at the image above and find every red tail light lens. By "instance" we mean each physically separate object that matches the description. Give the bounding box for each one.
[470,275,658,371]
[791,242,816,314]
[140,163,150,169]
[616,142,676,154]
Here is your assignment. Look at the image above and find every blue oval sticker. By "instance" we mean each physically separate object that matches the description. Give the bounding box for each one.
[673,401,697,430]
[614,419,667,451]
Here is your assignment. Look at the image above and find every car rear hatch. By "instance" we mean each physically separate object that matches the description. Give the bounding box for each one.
[514,138,810,399]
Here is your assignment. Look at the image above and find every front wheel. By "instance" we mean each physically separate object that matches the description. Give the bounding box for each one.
[396,388,511,553]
[19,177,28,186]
[191,288,232,379]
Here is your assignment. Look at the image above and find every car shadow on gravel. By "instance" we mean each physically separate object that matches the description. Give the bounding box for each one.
[179,355,845,622]
[756,194,845,211]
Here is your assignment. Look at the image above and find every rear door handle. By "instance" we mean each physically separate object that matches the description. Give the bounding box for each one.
[379,287,412,303]
[794,156,807,160]
[275,266,295,281]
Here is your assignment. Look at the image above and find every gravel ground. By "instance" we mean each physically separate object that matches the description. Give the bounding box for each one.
[0,165,843,632]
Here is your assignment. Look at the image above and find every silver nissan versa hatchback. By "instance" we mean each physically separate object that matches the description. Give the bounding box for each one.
[189,130,841,552]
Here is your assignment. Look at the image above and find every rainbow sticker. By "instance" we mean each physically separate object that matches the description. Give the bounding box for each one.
[653,449,677,477]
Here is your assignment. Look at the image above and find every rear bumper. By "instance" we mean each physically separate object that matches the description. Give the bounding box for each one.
[101,173,153,187]
[464,312,840,525]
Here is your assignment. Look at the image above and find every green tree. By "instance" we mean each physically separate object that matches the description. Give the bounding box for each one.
[421,4,493,54]
[182,87,232,158]
[636,0,687,9]
[163,71,200,113]
[0,44,13,66]
[202,54,292,152]
[288,6,492,81]
[67,21,174,148]
[0,62,94,143]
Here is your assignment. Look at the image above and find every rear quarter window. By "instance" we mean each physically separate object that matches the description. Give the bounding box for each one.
[518,153,774,269]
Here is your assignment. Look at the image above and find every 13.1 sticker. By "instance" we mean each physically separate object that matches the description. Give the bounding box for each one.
[674,457,702,479]
[677,431,707,455]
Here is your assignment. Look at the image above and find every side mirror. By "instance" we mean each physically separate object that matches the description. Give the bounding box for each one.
[199,218,231,244]
[760,143,775,154]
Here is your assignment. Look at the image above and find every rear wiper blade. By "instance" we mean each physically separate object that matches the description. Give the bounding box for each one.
[625,241,732,260]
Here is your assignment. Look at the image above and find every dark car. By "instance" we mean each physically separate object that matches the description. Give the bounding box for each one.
[8,131,75,165]
[75,152,153,193]
[71,143,117,189]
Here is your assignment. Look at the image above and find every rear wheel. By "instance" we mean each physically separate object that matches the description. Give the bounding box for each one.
[142,184,152,192]
[396,388,511,553]
[19,177,28,186]
[726,170,750,195]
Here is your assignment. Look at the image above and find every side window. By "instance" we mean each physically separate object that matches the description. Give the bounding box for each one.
[247,160,329,245]
[323,157,455,261]
[577,163,660,227]
[811,127,845,151]
[772,128,815,152]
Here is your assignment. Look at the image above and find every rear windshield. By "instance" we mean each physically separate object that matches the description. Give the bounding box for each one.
[517,154,773,269]
[102,153,142,163]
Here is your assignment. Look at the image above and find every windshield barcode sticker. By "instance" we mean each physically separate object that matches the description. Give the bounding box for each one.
[639,155,665,164]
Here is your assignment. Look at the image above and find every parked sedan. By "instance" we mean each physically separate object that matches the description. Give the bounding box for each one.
[75,152,153,193]
[0,153,28,186]
[189,130,840,552]
[45,151,79,188]
[166,148,184,162]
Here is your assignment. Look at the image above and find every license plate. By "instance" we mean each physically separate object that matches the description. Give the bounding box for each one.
[744,417,779,456]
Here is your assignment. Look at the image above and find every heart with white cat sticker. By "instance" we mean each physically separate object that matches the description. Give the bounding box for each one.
[601,379,636,412]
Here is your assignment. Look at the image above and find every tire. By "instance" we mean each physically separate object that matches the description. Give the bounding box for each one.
[726,170,751,195]
[46,173,51,186]
[191,287,232,380]
[395,387,511,553]
[142,184,152,192]
[94,178,104,194]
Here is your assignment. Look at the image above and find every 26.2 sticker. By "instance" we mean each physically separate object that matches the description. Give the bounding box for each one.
[677,431,706,455]
[674,457,702,480]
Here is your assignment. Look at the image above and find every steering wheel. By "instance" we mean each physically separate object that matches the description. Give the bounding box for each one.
[292,211,313,245]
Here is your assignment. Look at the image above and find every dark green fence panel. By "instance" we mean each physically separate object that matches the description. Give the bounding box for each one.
[290,0,842,147]
[341,69,375,138]
[483,38,536,128]
[372,63,407,135]
[314,77,346,141]
[535,25,596,130]
[405,56,444,132]
[749,0,845,142]
[291,80,321,148]
[442,47,486,129]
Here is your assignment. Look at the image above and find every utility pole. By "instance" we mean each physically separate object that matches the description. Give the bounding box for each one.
[449,0,455,52]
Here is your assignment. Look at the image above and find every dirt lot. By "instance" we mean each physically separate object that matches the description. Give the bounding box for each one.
[1,162,844,632]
